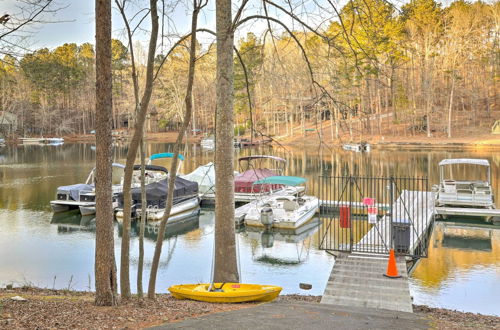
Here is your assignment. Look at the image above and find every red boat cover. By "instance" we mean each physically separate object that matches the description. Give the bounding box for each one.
[234,168,282,193]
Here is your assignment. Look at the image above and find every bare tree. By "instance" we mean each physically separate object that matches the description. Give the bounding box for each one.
[94,0,118,306]
[147,0,207,298]
[118,0,159,300]
[213,0,239,283]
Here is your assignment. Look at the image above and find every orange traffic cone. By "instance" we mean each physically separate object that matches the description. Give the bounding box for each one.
[383,249,402,278]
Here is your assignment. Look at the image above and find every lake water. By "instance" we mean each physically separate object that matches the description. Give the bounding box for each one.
[0,142,499,316]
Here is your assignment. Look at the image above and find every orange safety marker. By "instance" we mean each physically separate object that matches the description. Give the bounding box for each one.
[383,249,402,278]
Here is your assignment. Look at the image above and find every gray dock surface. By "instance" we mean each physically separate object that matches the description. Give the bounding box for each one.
[321,253,413,313]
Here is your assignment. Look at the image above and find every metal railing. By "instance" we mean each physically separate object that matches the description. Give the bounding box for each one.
[319,176,431,258]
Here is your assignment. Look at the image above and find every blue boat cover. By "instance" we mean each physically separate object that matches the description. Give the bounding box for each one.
[253,176,306,186]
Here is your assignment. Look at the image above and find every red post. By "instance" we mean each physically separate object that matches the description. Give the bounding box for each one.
[340,205,350,228]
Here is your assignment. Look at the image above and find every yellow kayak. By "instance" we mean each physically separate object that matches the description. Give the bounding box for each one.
[168,283,282,303]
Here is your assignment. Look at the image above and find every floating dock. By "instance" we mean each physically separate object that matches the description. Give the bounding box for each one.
[354,191,434,255]
[322,190,434,313]
[435,206,500,218]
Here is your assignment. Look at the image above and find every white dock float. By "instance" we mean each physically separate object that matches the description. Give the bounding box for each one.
[354,190,434,255]
[435,207,500,218]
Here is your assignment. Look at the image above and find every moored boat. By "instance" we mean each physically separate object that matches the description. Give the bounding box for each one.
[50,163,125,214]
[241,176,319,230]
[434,158,495,209]
[342,142,370,152]
[114,173,200,223]
[233,155,287,202]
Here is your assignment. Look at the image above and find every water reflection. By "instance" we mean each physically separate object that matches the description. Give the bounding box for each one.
[410,222,500,316]
[51,211,96,233]
[0,142,499,314]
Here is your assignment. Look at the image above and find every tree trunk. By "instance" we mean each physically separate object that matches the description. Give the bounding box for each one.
[447,74,455,138]
[213,0,239,283]
[119,0,159,300]
[147,0,204,298]
[94,0,118,307]
[137,136,146,297]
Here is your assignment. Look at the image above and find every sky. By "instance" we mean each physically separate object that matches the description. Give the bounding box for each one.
[0,0,309,54]
[0,0,462,55]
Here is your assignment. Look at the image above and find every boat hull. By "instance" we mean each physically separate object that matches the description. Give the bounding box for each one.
[50,200,95,213]
[115,197,200,223]
[168,283,282,303]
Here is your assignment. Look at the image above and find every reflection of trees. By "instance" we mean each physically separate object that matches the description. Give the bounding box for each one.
[412,223,500,288]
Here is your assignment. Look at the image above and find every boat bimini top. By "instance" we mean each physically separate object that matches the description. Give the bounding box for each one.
[438,158,491,182]
[438,159,490,167]
[149,152,185,162]
[148,153,184,174]
[238,155,287,175]
[253,176,307,186]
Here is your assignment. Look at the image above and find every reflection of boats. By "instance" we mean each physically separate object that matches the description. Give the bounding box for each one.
[343,142,370,152]
[50,163,125,214]
[140,214,200,241]
[242,176,319,230]
[244,218,321,246]
[434,159,495,209]
[50,210,96,233]
[169,283,282,303]
[439,223,493,252]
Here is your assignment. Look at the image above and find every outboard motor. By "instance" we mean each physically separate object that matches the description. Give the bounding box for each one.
[261,230,274,248]
[260,207,274,227]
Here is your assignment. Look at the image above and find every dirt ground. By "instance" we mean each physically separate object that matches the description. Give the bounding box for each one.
[1,288,498,329]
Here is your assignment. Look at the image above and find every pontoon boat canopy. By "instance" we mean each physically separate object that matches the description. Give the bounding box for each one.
[238,155,286,163]
[253,176,306,186]
[439,159,490,167]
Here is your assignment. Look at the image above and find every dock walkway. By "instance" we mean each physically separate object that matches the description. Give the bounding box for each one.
[321,253,413,312]
[322,191,434,313]
[355,190,434,254]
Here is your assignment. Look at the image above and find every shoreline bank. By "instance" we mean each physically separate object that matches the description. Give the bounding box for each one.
[1,287,498,329]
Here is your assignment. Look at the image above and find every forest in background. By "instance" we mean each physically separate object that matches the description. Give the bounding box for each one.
[0,0,498,141]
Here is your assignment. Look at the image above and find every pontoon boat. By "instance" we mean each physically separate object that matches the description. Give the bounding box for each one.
[50,163,125,214]
[434,158,495,208]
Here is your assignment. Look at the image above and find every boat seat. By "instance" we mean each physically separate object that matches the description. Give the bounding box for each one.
[443,181,456,194]
[282,199,299,212]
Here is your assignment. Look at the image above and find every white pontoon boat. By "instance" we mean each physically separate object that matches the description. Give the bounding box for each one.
[434,158,495,208]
